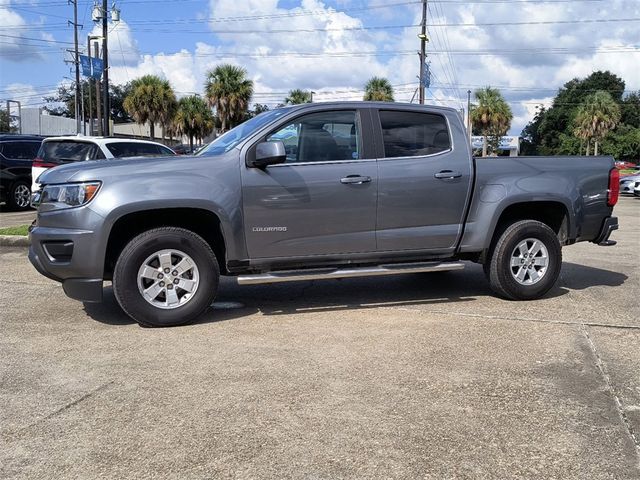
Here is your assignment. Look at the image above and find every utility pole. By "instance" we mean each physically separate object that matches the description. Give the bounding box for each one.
[94,42,102,136]
[102,0,110,136]
[87,36,93,135]
[69,0,81,134]
[418,0,428,104]
[467,89,472,143]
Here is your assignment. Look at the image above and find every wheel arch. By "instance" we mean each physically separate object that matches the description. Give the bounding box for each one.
[103,207,227,279]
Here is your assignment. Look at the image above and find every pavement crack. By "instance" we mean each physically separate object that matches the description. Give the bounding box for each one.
[392,307,640,331]
[580,324,640,462]
[21,381,114,431]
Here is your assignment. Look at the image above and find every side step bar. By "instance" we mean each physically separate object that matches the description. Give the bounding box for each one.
[237,261,465,285]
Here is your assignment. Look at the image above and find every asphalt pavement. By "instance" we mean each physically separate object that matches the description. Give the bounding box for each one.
[0,196,638,479]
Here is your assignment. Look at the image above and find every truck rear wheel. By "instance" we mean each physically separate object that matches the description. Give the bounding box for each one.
[113,227,219,327]
[485,220,561,300]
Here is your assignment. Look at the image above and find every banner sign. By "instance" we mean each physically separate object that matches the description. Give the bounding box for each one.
[80,55,92,77]
[79,55,103,79]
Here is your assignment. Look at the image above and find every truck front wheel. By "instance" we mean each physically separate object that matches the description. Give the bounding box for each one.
[485,220,561,300]
[113,227,219,327]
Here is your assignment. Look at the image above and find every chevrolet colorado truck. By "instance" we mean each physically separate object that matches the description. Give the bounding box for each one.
[29,102,620,327]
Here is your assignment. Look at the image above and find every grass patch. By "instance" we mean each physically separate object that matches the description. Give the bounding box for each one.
[0,224,29,236]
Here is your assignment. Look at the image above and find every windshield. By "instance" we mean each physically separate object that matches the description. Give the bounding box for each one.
[196,108,290,156]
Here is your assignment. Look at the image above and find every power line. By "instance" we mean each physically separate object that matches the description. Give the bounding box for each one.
[0,33,75,45]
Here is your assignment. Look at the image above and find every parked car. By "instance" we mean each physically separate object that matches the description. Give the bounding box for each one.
[634,182,640,197]
[614,161,636,170]
[29,102,619,327]
[31,137,176,193]
[620,174,640,194]
[0,134,44,210]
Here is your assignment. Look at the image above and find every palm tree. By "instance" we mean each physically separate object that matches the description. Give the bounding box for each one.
[123,75,177,139]
[172,95,215,152]
[573,90,621,155]
[284,89,312,105]
[204,64,254,132]
[363,77,394,102]
[471,87,513,156]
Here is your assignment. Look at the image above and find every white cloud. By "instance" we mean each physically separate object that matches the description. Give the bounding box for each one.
[61,0,639,134]
[0,0,54,60]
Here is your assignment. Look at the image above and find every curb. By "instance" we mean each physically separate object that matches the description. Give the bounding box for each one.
[0,235,30,247]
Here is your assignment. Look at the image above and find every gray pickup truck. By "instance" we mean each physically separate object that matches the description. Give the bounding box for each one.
[29,102,620,327]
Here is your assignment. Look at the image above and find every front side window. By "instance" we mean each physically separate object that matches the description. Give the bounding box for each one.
[379,110,451,158]
[266,110,361,164]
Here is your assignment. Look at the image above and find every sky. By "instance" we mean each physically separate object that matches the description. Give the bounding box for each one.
[1,0,639,134]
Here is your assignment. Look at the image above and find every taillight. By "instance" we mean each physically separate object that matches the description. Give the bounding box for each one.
[608,167,619,207]
[33,158,58,169]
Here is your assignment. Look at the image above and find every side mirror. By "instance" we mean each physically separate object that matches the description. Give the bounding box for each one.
[248,141,286,168]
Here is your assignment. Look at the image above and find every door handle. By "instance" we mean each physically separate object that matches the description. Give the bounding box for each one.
[340,175,372,185]
[434,170,462,180]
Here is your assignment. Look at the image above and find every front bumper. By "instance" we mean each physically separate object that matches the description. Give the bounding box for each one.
[28,207,107,303]
[592,216,618,246]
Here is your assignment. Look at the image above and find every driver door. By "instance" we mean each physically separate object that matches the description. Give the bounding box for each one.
[241,109,378,259]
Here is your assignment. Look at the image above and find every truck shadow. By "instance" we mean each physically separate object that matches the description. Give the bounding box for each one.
[82,262,627,326]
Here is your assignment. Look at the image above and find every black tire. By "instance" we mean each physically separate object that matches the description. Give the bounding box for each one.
[7,180,32,211]
[485,220,561,300]
[113,227,219,327]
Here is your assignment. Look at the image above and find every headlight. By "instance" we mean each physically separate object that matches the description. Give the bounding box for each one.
[39,182,101,209]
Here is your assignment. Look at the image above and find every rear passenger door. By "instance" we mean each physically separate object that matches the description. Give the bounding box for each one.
[373,108,472,253]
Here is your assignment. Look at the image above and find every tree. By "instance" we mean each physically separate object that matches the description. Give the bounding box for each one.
[520,106,545,155]
[204,64,254,132]
[0,108,15,133]
[601,124,640,161]
[363,77,394,102]
[620,91,640,128]
[525,71,625,154]
[172,95,215,152]
[123,75,177,139]
[43,80,133,124]
[471,87,513,156]
[573,91,621,155]
[284,89,312,105]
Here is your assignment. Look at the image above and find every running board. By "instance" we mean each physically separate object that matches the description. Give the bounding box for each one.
[237,261,465,285]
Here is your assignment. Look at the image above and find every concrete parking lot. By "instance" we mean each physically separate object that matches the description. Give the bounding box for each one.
[1,197,638,479]
[0,209,36,228]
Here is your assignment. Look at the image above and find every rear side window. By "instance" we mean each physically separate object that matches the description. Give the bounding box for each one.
[379,110,451,158]
[39,141,99,163]
[106,142,170,158]
[1,141,41,159]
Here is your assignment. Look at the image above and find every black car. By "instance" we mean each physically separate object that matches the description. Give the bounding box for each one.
[0,134,43,210]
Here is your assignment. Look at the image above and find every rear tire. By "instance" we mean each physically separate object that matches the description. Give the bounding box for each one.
[485,220,561,300]
[113,227,219,327]
[7,180,32,211]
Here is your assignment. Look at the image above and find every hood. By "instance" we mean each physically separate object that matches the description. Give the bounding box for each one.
[37,154,227,185]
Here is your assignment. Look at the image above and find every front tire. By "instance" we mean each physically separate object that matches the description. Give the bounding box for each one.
[113,227,219,327]
[485,220,561,300]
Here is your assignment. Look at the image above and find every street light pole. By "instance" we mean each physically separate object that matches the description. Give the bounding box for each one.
[102,0,110,136]
[70,0,81,133]
[418,0,427,105]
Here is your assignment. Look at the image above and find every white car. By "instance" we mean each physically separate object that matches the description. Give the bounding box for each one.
[31,136,176,193]
[619,173,640,195]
